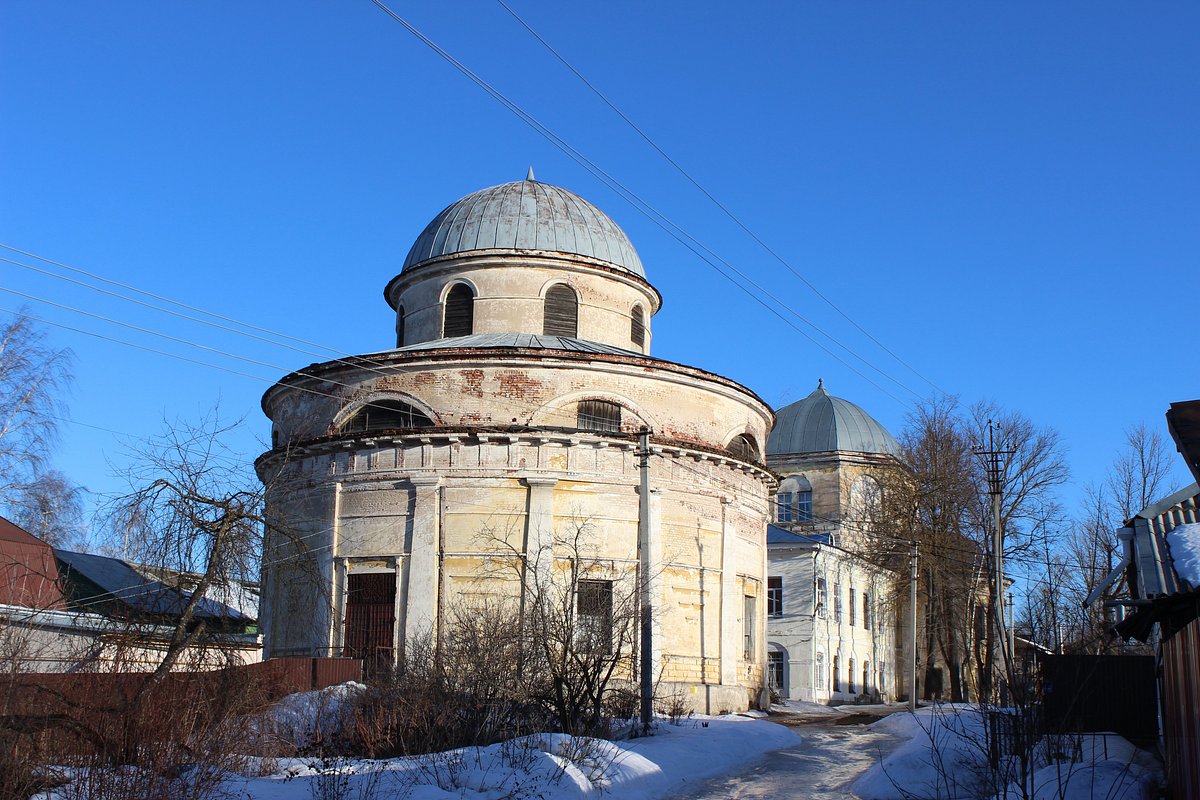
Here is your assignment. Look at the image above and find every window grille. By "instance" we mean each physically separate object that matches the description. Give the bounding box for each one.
[727,434,759,462]
[863,591,872,630]
[834,583,842,623]
[577,400,622,433]
[630,305,645,348]
[767,650,784,692]
[768,576,783,617]
[743,595,757,661]
[395,306,405,348]
[849,585,856,626]
[576,579,613,654]
[815,652,826,689]
[443,283,474,338]
[543,284,579,337]
[342,400,433,433]
[848,658,856,694]
[815,577,827,618]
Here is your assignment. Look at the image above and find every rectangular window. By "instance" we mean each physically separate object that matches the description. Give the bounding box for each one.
[797,490,813,521]
[576,579,613,654]
[767,576,783,617]
[834,583,842,624]
[848,658,856,694]
[815,577,827,618]
[776,492,794,523]
[863,592,872,631]
[743,595,757,661]
[849,585,856,627]
[815,652,826,690]
[768,650,784,691]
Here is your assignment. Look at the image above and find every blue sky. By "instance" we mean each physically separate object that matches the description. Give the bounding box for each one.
[2,1,1196,519]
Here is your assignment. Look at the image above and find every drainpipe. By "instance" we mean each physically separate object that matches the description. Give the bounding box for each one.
[1084,527,1134,608]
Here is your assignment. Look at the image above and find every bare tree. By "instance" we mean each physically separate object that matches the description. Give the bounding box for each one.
[106,412,266,683]
[871,396,1068,702]
[476,514,642,736]
[9,469,88,549]
[1058,423,1177,654]
[0,311,73,507]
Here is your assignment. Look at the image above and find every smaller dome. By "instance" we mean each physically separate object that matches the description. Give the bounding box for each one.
[402,175,645,277]
[767,381,900,457]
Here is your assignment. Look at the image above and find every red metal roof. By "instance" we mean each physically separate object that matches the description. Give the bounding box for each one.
[0,516,67,610]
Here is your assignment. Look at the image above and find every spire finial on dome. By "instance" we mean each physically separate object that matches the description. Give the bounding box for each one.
[817,377,824,389]
[525,165,536,182]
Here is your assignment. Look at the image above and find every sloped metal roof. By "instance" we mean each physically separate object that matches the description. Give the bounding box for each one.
[392,333,645,357]
[55,549,251,621]
[767,524,833,546]
[402,177,646,277]
[767,381,900,457]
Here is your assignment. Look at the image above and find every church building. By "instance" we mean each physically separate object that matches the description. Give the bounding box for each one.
[256,172,775,712]
[764,382,902,703]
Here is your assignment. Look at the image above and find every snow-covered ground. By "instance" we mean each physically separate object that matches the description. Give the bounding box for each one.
[853,705,1162,800]
[225,713,798,800]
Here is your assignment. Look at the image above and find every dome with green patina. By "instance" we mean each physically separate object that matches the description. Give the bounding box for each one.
[767,381,900,457]
[402,172,645,278]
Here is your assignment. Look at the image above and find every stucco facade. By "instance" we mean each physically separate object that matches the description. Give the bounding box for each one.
[257,176,774,712]
[764,384,903,704]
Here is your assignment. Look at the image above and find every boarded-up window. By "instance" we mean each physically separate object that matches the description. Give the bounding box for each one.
[727,434,759,462]
[395,306,406,348]
[343,572,395,670]
[543,284,578,338]
[631,305,645,348]
[443,283,474,338]
[577,400,621,433]
[342,399,433,433]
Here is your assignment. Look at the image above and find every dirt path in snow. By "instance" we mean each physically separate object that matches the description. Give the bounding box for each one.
[666,709,905,799]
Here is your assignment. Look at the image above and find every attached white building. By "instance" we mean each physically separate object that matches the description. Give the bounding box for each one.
[764,382,902,703]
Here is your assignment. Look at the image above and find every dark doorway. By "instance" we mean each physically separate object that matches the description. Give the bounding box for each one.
[344,572,396,672]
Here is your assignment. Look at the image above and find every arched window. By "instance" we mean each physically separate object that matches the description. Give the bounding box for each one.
[727,434,759,462]
[848,657,856,694]
[863,660,871,695]
[395,306,406,348]
[341,399,433,433]
[777,476,813,523]
[630,305,645,348]
[577,400,622,433]
[543,284,578,337]
[832,654,840,693]
[443,283,474,338]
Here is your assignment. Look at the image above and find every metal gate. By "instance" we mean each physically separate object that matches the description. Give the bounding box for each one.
[343,572,396,672]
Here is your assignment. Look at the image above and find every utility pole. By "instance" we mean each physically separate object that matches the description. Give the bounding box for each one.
[637,426,653,732]
[976,421,1014,704]
[909,540,919,712]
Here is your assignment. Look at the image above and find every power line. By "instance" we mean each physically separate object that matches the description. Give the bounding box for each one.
[494,0,943,396]
[366,0,922,406]
[0,243,344,357]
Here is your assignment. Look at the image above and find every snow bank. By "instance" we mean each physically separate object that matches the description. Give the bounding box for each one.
[249,681,367,750]
[1166,522,1200,586]
[229,713,798,800]
[853,705,1161,800]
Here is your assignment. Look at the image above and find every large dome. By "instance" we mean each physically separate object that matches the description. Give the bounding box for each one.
[767,381,900,457]
[402,175,645,278]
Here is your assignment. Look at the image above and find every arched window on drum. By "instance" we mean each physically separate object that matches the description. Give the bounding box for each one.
[776,475,813,523]
[543,284,579,338]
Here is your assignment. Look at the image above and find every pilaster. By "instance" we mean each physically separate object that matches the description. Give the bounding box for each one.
[404,475,442,647]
